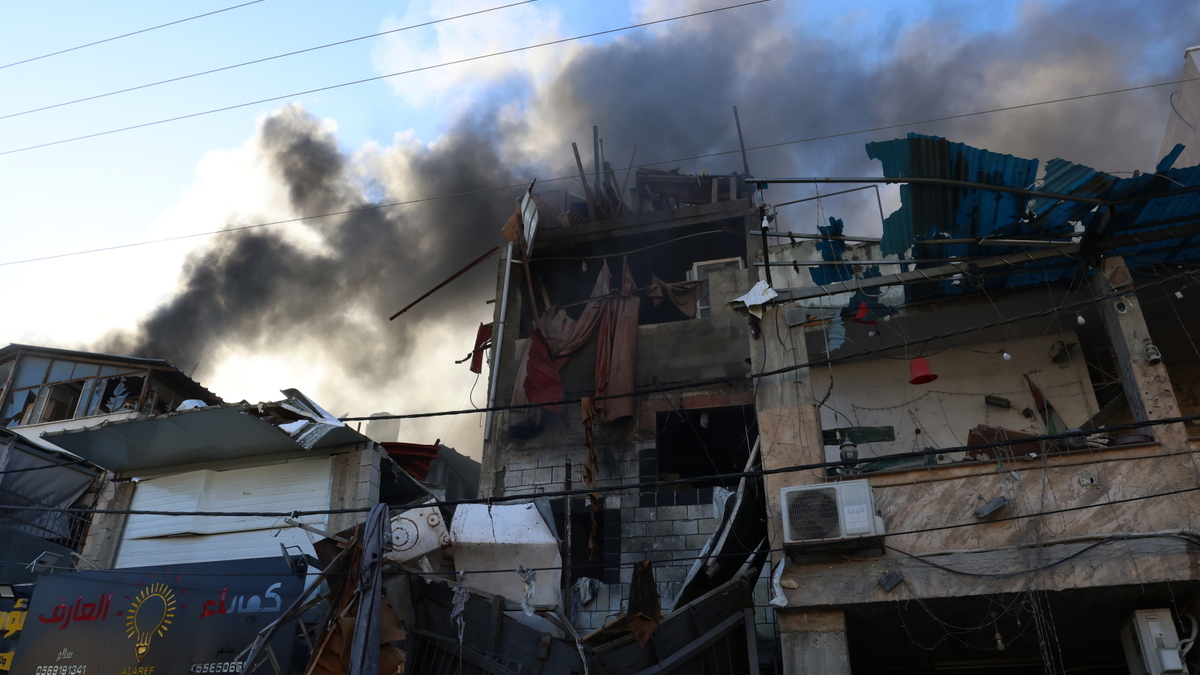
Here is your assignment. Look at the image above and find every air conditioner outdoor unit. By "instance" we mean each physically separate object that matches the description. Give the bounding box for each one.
[1121,609,1185,675]
[780,479,884,545]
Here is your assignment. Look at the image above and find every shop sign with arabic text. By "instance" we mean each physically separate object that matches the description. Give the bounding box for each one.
[9,558,302,675]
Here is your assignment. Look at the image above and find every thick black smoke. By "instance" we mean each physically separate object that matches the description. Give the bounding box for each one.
[102,106,522,395]
[101,0,1198,423]
[514,0,1198,232]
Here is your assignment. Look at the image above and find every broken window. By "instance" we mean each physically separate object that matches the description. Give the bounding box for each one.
[1,389,36,428]
[0,359,13,390]
[36,380,86,423]
[140,380,183,416]
[687,258,745,319]
[642,405,757,507]
[0,355,149,426]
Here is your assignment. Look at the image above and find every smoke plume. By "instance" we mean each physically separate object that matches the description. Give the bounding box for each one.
[100,0,1199,451]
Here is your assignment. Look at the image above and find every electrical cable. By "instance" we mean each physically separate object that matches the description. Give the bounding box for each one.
[5,269,1196,487]
[0,1,540,121]
[13,411,1200,519]
[888,533,1200,579]
[8,531,1199,581]
[341,266,1200,421]
[0,1,773,157]
[0,0,270,70]
[6,80,1200,268]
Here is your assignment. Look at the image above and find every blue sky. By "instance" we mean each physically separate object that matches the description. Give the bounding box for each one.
[0,0,1192,452]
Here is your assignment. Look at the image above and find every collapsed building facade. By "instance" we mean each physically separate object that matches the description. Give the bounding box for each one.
[479,153,769,638]
[473,54,1200,673]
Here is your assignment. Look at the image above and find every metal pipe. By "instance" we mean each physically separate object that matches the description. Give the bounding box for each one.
[733,106,753,204]
[750,176,1109,206]
[771,184,879,208]
[754,259,981,267]
[389,246,500,320]
[751,231,881,243]
[483,243,514,442]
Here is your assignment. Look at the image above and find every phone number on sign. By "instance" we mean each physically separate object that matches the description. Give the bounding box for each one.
[190,663,244,673]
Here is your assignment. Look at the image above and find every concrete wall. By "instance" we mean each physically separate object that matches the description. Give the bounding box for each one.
[811,333,1100,462]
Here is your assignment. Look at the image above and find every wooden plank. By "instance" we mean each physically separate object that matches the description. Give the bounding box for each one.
[821,426,896,445]
[572,142,596,221]
[631,613,745,675]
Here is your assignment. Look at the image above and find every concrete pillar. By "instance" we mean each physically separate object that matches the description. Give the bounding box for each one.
[751,304,825,563]
[1091,256,1187,447]
[327,443,383,534]
[778,609,851,675]
[80,477,136,569]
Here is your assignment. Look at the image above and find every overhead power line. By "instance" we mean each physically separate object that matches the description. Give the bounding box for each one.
[11,270,1200,490]
[2,73,1197,268]
[0,0,540,121]
[0,0,773,157]
[340,268,1198,421]
[0,0,270,71]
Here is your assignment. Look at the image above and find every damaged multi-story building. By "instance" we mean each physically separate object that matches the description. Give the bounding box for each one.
[476,130,778,669]
[474,50,1200,674]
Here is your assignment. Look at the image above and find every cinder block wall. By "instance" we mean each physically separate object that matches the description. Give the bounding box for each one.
[484,268,758,632]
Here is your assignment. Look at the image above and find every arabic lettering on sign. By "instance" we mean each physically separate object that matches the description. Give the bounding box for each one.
[1,599,28,639]
[199,584,281,619]
[36,596,111,631]
[0,652,15,672]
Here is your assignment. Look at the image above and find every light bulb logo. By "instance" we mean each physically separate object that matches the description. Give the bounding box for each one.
[125,583,176,663]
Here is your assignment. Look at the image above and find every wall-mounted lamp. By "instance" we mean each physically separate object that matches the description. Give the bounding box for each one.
[1001,351,1012,361]
[1115,300,1129,314]
[839,440,859,463]
[1145,342,1163,365]
[1077,314,1086,325]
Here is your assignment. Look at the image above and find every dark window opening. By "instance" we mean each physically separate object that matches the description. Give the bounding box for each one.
[552,499,620,585]
[641,405,757,507]
[39,381,85,423]
[517,221,748,339]
[657,405,756,484]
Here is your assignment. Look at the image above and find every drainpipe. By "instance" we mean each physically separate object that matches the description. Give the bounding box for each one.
[483,243,515,441]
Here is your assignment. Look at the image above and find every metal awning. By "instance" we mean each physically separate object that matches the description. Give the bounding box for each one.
[43,402,370,473]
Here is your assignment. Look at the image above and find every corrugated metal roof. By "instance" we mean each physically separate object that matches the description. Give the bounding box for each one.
[43,393,371,473]
[858,135,1200,301]
[867,133,1040,258]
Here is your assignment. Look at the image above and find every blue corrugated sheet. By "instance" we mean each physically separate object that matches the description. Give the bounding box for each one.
[856,135,1200,302]
[867,133,1040,258]
[810,217,854,285]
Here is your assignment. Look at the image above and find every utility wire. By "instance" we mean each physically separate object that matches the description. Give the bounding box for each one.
[14,533,1200,580]
[14,411,1200,517]
[0,1,540,121]
[342,267,1197,421]
[5,72,1199,268]
[0,0,772,157]
[0,0,270,71]
[5,268,1194,483]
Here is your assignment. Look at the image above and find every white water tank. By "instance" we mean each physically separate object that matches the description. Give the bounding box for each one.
[450,503,562,610]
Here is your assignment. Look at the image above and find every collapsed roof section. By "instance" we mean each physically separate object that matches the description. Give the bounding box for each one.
[42,388,371,473]
[752,134,1200,309]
